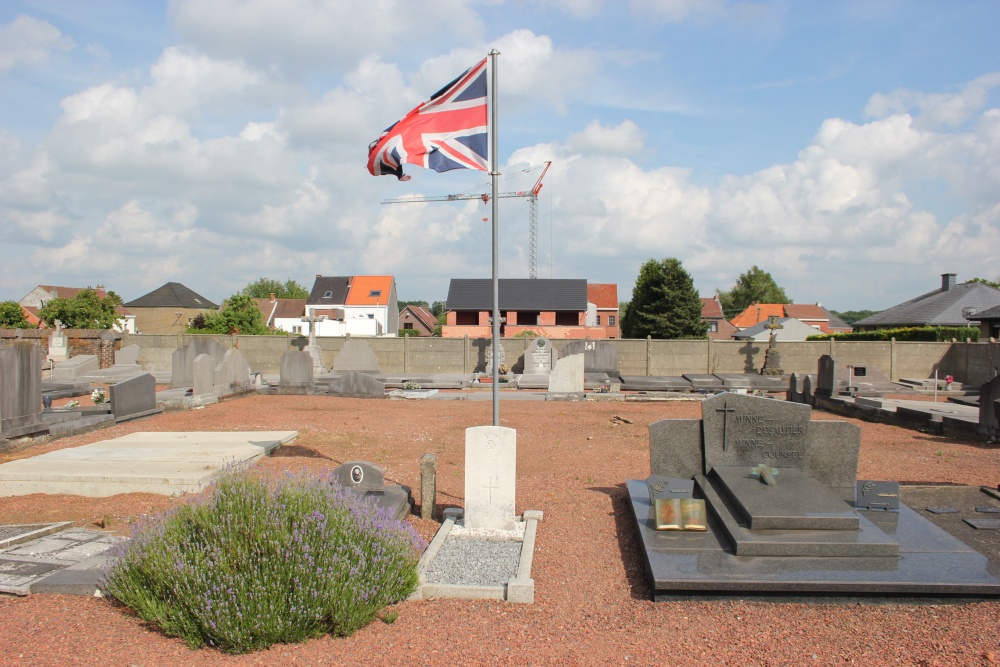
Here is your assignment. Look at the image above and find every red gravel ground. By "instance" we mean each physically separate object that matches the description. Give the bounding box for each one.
[1,394,999,666]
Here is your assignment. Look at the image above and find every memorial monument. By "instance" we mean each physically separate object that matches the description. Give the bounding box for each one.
[627,392,1000,598]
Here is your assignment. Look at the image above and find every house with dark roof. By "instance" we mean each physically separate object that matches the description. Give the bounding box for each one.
[442,279,608,339]
[20,283,136,333]
[852,273,1000,331]
[124,282,218,334]
[588,283,620,339]
[969,304,1000,340]
[255,295,307,333]
[733,317,828,342]
[701,296,738,340]
[305,275,398,336]
[398,305,438,336]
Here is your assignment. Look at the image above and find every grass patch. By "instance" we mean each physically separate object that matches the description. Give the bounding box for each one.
[102,468,424,654]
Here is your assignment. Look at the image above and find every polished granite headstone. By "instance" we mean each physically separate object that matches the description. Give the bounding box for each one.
[332,460,412,521]
[630,392,1000,598]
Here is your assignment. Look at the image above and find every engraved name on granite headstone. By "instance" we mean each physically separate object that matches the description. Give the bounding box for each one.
[526,337,554,374]
[701,392,811,473]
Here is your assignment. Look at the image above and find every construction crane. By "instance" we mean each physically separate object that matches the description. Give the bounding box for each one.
[382,161,552,279]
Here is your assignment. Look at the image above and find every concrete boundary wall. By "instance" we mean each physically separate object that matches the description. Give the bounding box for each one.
[116,333,999,384]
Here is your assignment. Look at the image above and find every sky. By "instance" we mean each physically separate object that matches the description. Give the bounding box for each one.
[1,0,998,313]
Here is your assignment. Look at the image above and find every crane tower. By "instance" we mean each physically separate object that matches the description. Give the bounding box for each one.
[382,161,552,279]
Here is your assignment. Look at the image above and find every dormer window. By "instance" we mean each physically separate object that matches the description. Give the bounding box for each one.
[323,291,333,298]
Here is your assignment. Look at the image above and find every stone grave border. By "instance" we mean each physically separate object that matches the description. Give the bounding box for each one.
[0,521,73,550]
[413,508,543,604]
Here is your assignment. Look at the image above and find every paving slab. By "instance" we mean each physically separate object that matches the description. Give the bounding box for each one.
[0,526,121,596]
[0,431,296,497]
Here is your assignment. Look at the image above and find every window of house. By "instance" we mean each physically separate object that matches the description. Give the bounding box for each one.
[455,311,478,325]
[368,314,374,319]
[609,315,616,326]
[555,312,577,326]
[708,321,717,332]
[369,290,382,297]
[323,291,333,298]
[403,323,414,330]
[292,325,302,334]
[596,315,602,325]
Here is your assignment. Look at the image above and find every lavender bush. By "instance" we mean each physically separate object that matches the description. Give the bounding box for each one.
[102,469,424,654]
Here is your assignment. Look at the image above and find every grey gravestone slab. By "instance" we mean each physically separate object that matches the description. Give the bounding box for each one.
[278,350,313,393]
[787,373,804,403]
[715,374,753,389]
[192,354,215,397]
[214,349,251,390]
[964,519,1000,530]
[979,376,1000,433]
[420,452,436,520]
[114,344,140,367]
[329,371,385,398]
[109,372,161,423]
[621,376,693,391]
[524,337,554,374]
[802,374,816,406]
[683,374,722,388]
[649,419,703,479]
[562,339,618,376]
[47,333,68,362]
[516,374,550,390]
[802,420,862,488]
[712,467,859,530]
[333,339,380,372]
[816,355,836,396]
[171,338,226,388]
[548,353,584,394]
[332,461,412,521]
[702,393,812,473]
[0,342,46,439]
[51,355,99,381]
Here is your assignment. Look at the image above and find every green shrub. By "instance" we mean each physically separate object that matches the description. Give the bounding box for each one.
[807,326,979,342]
[102,468,423,654]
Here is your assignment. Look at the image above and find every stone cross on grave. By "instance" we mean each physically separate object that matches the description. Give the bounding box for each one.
[301,311,328,375]
[765,316,783,348]
[54,319,63,335]
[751,463,779,486]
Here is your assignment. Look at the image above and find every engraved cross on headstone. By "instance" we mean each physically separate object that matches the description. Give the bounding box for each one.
[716,400,736,451]
[482,474,500,504]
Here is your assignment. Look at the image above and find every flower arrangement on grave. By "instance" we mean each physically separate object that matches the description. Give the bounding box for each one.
[498,363,509,376]
[944,375,954,389]
[66,400,80,408]
[91,388,107,404]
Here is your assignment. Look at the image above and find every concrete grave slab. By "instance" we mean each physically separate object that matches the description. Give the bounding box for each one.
[0,431,296,497]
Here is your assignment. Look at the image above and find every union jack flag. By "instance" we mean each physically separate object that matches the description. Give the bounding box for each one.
[367,58,489,181]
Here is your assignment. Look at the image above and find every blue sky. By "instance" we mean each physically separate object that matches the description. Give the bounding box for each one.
[1,0,998,314]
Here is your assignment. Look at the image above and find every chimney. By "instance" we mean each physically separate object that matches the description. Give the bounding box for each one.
[941,273,957,291]
[269,293,276,302]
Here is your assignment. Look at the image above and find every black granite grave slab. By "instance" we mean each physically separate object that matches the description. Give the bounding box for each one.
[683,374,723,388]
[620,376,693,391]
[695,476,896,558]
[626,479,1000,598]
[711,467,859,531]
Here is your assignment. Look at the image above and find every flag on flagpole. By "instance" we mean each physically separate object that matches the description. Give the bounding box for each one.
[367,58,489,181]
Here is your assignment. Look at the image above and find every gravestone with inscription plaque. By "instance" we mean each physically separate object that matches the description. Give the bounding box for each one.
[628,391,1000,599]
[517,337,555,389]
[464,426,517,530]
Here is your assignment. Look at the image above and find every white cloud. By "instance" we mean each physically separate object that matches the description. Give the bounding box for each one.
[167,0,485,73]
[567,120,645,155]
[865,72,1000,129]
[0,14,74,72]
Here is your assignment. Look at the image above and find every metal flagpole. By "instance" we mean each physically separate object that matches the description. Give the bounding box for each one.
[489,49,500,427]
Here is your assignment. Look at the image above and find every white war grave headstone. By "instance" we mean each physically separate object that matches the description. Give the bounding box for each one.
[48,320,68,363]
[464,426,517,530]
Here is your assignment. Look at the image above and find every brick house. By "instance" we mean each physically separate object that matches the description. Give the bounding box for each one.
[398,305,438,336]
[123,282,218,334]
[587,284,620,338]
[701,296,738,340]
[442,279,609,339]
[20,284,136,333]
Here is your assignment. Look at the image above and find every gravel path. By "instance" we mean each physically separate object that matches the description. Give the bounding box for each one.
[1,394,999,666]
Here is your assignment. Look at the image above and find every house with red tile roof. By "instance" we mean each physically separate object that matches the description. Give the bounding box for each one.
[20,284,136,333]
[730,303,851,335]
[305,275,398,336]
[587,283,620,338]
[701,296,738,340]
[398,305,438,336]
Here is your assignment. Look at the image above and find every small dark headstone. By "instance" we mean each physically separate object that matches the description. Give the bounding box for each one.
[332,460,412,521]
[855,480,900,511]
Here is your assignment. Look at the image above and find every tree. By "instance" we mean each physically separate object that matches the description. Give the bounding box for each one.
[621,258,707,339]
[187,294,270,335]
[240,277,309,300]
[968,277,1000,290]
[717,266,790,317]
[831,309,879,325]
[0,301,30,328]
[38,289,124,329]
